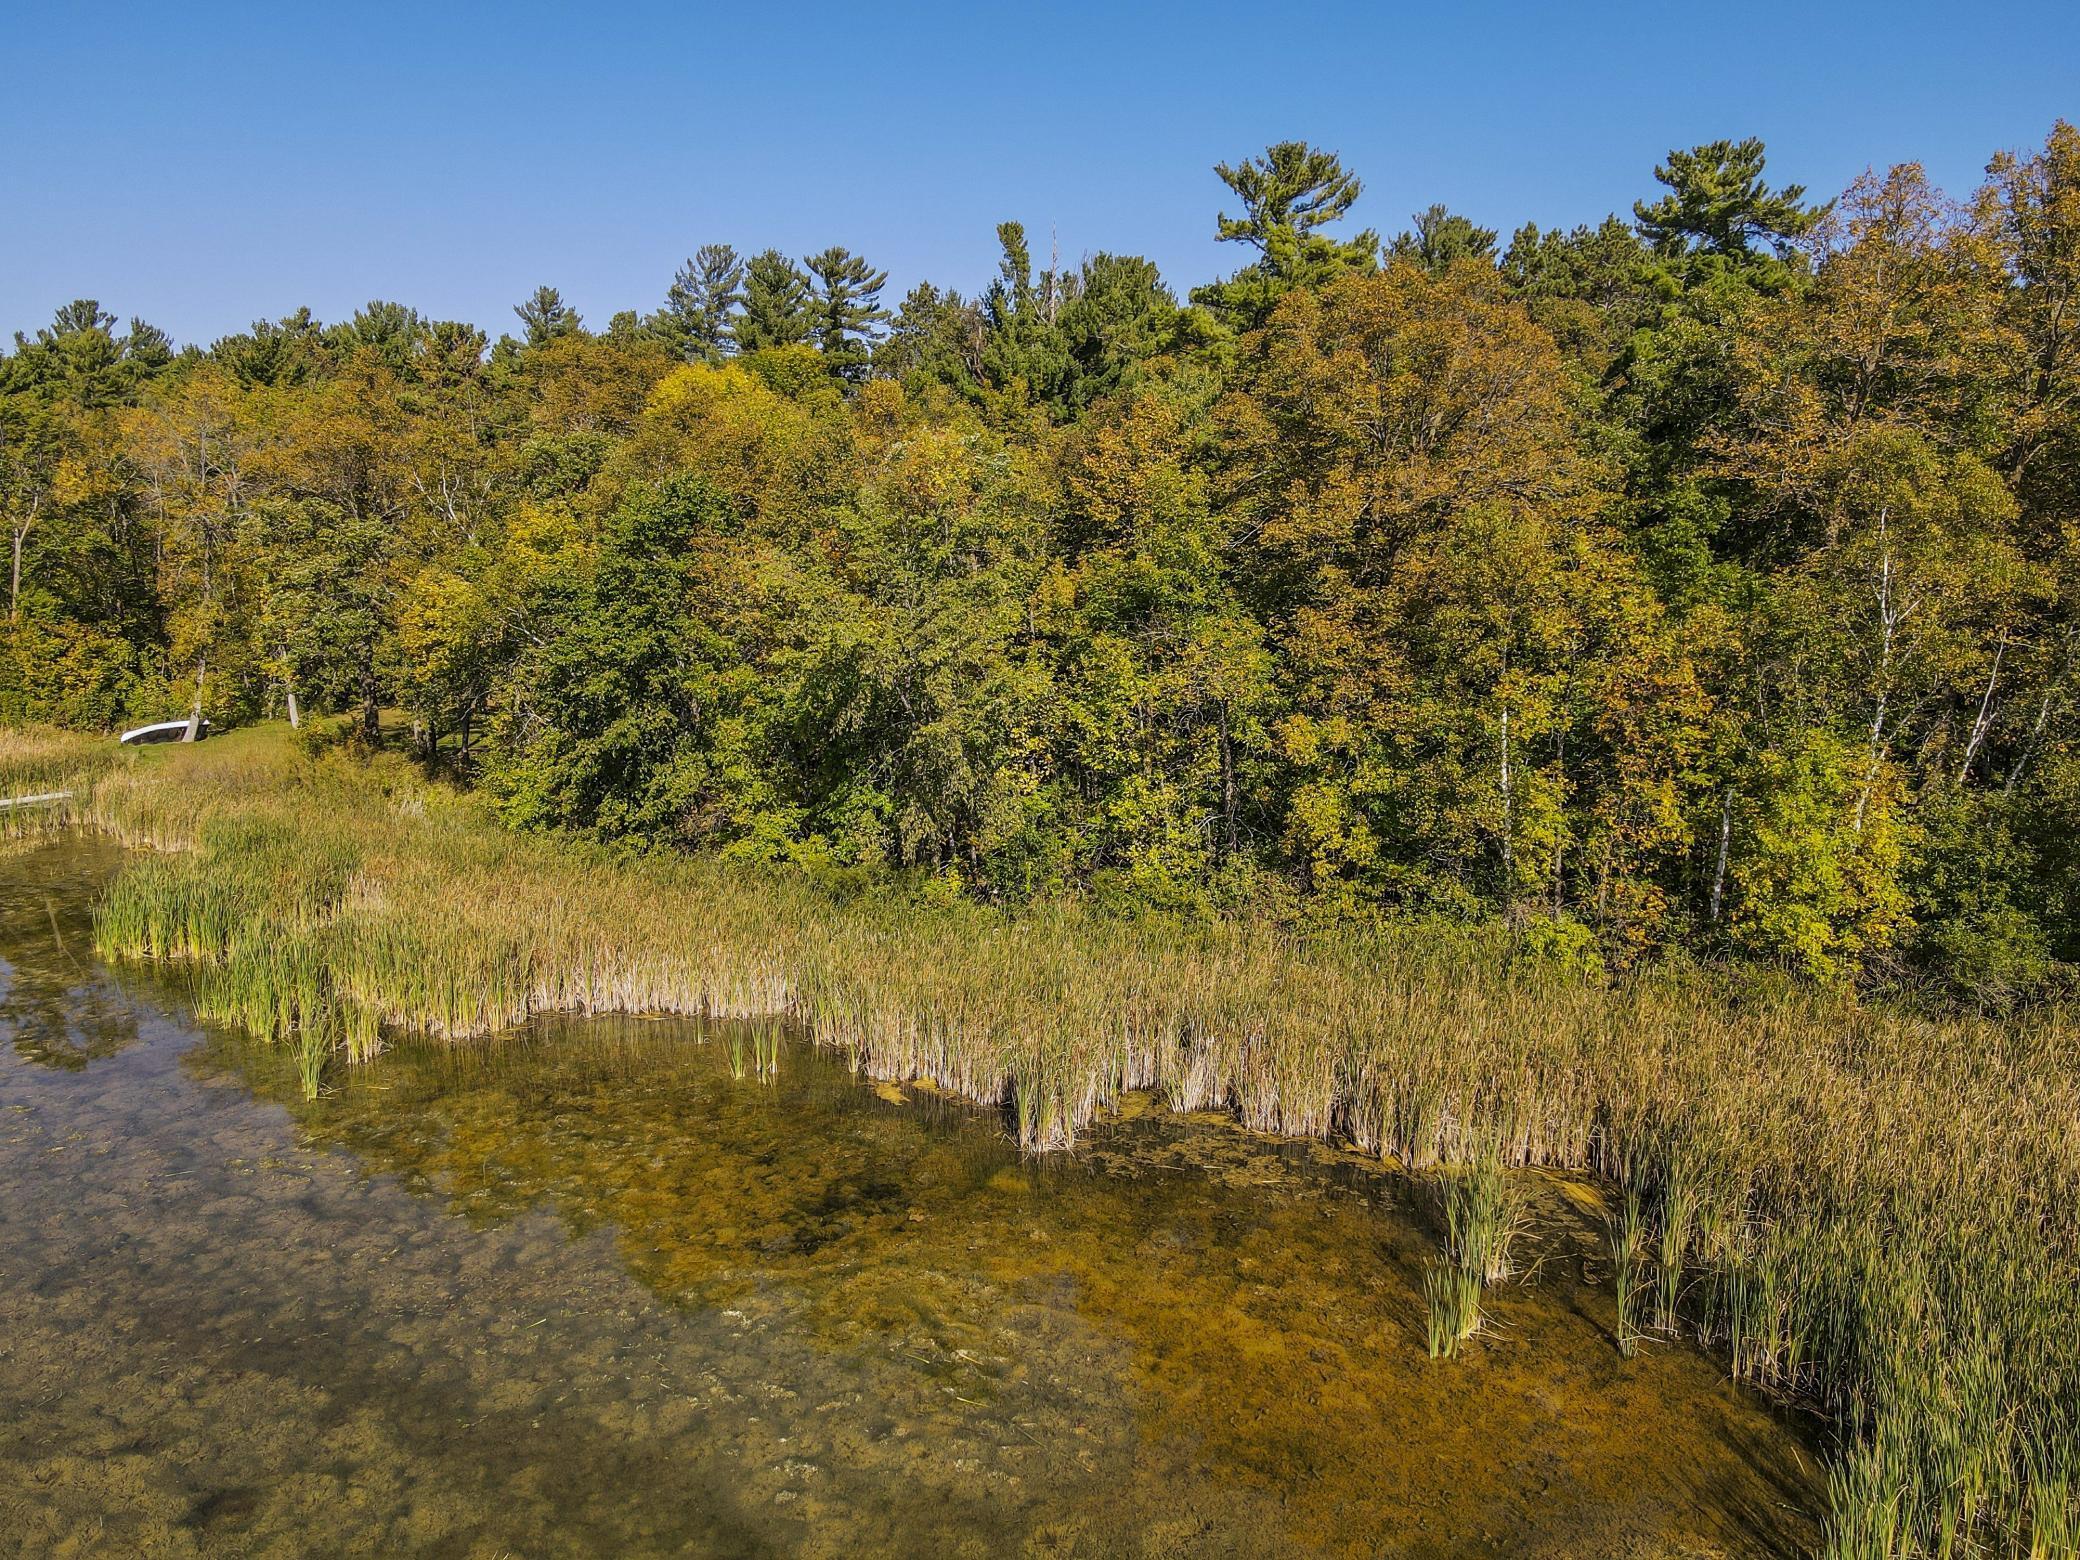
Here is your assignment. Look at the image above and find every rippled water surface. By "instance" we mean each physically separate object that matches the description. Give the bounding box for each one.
[0,840,1823,1557]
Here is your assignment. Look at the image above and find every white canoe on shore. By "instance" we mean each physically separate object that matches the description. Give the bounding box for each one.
[119,719,211,746]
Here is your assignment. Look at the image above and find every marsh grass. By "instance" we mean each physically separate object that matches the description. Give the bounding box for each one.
[1423,1260,1482,1360]
[1423,1152,1529,1356]
[1443,1155,1525,1286]
[0,727,118,842]
[1655,1159,1700,1335]
[295,1014,331,1099]
[1608,1188,1654,1363]
[32,724,2080,1558]
[2025,1440,2078,1560]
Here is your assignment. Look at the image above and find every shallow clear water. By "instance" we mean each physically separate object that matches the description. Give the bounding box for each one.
[1,840,1823,1557]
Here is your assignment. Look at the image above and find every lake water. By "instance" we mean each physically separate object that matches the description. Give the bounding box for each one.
[0,839,1823,1557]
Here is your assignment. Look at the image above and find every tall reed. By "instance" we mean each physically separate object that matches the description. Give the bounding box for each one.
[0,726,118,842]
[1609,1189,1647,1362]
[1423,1150,1528,1357]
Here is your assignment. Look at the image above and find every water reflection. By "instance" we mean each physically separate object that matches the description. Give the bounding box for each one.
[0,841,1824,1557]
[0,838,140,1069]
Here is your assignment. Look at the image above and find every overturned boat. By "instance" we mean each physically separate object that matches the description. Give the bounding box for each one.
[119,718,212,746]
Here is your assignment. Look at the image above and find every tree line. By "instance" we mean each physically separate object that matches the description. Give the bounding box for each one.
[5,126,2077,1001]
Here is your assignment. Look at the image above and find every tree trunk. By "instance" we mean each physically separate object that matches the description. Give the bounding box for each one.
[1958,632,2006,783]
[1497,701,1513,899]
[1855,510,1899,834]
[9,494,38,622]
[1708,789,1733,926]
[361,662,381,742]
[2006,687,2056,795]
[280,647,301,729]
[1217,702,1236,860]
[183,658,207,742]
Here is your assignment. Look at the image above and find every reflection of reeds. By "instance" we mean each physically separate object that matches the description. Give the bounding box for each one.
[39,725,2080,1558]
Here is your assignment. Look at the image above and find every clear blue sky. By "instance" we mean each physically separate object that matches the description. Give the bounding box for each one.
[4,0,2075,348]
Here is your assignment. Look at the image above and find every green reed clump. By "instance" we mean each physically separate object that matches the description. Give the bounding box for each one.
[187,927,357,1100]
[1655,1158,1699,1335]
[1423,1259,1482,1360]
[1609,1190,1647,1361]
[1422,1151,1528,1358]
[1443,1155,1524,1285]
[295,1016,332,1099]
[28,722,2078,1557]
[1828,1439,1906,1560]
[2025,1437,2077,1560]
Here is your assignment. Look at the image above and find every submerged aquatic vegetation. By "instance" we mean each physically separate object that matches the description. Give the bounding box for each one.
[33,725,2080,1558]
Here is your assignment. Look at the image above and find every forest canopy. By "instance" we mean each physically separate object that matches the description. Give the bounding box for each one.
[7,126,2079,1002]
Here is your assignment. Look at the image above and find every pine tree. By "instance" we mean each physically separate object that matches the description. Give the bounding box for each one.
[1190,141,1378,328]
[1388,205,1499,273]
[879,282,984,396]
[513,285,581,347]
[803,246,891,381]
[732,250,815,352]
[328,300,425,370]
[1634,138,1824,261]
[651,244,744,363]
[981,221,1070,400]
[1213,141,1364,258]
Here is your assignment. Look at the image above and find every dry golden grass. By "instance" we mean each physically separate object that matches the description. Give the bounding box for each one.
[0,725,118,841]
